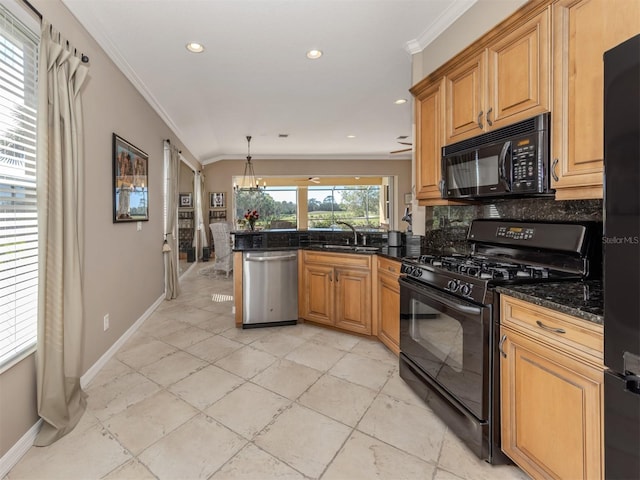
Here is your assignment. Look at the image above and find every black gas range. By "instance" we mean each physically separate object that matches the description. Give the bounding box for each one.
[398,219,601,464]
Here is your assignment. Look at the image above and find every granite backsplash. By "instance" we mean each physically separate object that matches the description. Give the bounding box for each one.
[422,198,603,254]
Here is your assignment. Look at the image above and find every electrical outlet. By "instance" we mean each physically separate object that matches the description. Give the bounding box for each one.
[103,314,109,331]
[137,221,142,231]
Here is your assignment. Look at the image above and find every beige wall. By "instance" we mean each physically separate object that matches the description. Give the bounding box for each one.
[0,0,201,458]
[203,158,412,230]
[411,0,528,84]
[179,161,195,194]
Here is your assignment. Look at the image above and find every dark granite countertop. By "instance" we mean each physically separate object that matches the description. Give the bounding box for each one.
[496,280,603,325]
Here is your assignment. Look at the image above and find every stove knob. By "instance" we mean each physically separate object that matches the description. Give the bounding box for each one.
[460,284,472,297]
[414,268,423,278]
[447,279,458,292]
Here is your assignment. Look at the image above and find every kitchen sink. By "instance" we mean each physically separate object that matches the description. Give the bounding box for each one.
[320,244,380,253]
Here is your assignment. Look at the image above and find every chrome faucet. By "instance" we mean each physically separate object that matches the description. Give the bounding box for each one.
[337,221,358,245]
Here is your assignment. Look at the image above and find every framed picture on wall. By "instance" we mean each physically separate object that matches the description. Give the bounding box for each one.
[113,133,149,223]
[179,193,193,208]
[210,210,227,220]
[210,192,225,208]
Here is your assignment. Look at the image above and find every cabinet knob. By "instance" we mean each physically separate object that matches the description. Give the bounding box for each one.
[486,107,493,127]
[551,158,559,182]
[477,110,484,129]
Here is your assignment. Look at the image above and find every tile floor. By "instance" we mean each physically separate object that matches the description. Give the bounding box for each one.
[6,268,530,480]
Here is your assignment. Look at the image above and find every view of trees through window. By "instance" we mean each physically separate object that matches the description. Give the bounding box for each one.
[307,186,380,228]
[235,185,381,229]
[235,188,297,229]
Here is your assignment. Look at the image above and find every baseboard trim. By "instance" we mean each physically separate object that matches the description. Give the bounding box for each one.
[2,289,169,474]
[0,419,42,478]
[80,293,165,389]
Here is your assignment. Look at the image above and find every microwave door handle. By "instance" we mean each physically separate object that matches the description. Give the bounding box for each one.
[499,141,511,191]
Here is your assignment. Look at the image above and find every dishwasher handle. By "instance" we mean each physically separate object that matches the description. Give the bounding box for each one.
[245,253,297,262]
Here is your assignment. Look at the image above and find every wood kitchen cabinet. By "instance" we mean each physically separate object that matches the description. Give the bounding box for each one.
[499,295,604,480]
[411,78,448,204]
[445,5,550,144]
[374,256,401,355]
[551,0,640,200]
[299,250,372,335]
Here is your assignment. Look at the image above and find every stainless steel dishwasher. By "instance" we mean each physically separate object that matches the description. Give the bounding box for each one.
[242,250,298,328]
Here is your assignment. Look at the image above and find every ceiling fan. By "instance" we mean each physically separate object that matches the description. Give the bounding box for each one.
[390,141,412,154]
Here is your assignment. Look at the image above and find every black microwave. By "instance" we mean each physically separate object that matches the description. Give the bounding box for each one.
[441,113,553,199]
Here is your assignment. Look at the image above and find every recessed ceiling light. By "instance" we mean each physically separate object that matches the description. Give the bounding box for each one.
[186,42,204,53]
[306,49,323,60]
[347,135,356,138]
[394,98,407,105]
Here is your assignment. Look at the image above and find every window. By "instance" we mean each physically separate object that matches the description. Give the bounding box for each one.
[308,185,380,228]
[233,180,385,230]
[235,187,297,229]
[0,5,38,369]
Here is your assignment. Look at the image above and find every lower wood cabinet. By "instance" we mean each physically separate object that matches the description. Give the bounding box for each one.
[375,257,401,355]
[300,250,372,335]
[499,295,604,480]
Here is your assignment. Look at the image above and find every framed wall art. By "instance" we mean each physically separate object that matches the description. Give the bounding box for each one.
[210,192,225,208]
[113,133,149,222]
[179,192,193,208]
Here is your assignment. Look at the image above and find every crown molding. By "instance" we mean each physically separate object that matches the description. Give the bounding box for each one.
[61,0,188,148]
[404,0,478,54]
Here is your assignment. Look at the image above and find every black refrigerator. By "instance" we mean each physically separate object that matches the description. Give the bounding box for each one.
[603,33,640,480]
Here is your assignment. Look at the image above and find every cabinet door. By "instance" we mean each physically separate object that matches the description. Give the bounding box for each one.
[377,271,400,355]
[551,0,640,200]
[334,267,371,335]
[301,264,334,326]
[500,326,603,480]
[445,52,486,143]
[415,78,447,203]
[487,7,550,130]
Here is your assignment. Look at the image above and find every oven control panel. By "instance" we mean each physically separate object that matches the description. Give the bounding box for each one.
[496,226,535,240]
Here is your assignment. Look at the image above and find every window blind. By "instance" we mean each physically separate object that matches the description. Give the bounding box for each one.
[0,4,38,369]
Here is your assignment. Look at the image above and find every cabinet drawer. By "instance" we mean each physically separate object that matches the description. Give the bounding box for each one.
[302,250,371,269]
[377,256,401,276]
[500,295,603,364]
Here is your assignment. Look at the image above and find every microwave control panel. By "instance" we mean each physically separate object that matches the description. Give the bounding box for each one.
[512,142,537,189]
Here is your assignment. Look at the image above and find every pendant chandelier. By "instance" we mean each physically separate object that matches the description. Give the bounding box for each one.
[233,136,265,192]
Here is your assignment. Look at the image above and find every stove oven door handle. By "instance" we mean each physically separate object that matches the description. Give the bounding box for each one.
[400,277,483,316]
[431,291,483,316]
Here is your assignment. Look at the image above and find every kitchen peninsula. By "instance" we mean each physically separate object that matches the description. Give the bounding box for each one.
[232,229,406,354]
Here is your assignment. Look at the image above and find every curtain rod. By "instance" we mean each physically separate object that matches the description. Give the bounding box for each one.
[20,0,90,63]
[165,139,181,154]
[21,0,40,19]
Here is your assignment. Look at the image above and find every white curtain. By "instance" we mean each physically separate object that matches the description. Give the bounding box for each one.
[34,21,89,446]
[195,171,209,252]
[164,142,180,299]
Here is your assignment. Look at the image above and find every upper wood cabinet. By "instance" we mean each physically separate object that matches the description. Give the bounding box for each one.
[445,7,551,145]
[412,78,449,203]
[551,0,640,200]
[445,52,485,142]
